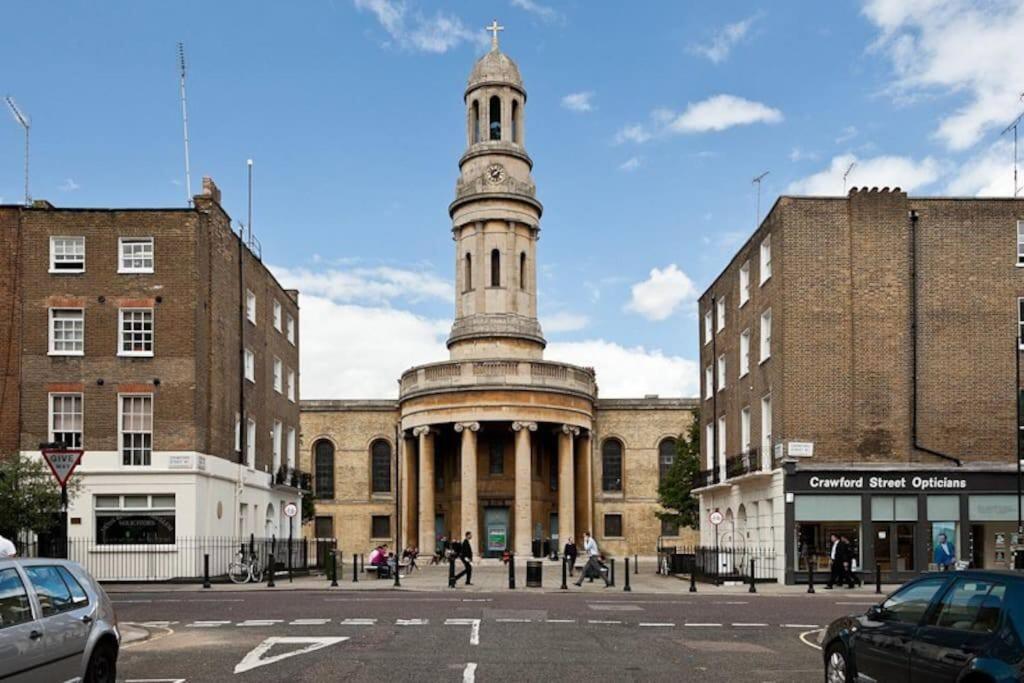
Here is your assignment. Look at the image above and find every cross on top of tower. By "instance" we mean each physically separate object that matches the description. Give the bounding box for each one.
[486,20,504,50]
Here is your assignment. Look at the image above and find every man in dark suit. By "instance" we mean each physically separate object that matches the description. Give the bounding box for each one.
[450,531,473,587]
[824,533,844,589]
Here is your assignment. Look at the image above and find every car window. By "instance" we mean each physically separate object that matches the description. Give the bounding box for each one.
[24,566,76,617]
[930,579,1005,633]
[0,568,34,629]
[56,567,89,608]
[880,577,948,624]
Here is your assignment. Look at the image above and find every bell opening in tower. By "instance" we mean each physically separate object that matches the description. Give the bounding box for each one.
[472,100,480,144]
[489,96,501,141]
[490,249,501,287]
[511,100,519,143]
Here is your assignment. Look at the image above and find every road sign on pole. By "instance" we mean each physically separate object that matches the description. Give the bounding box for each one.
[41,448,83,487]
[708,510,724,526]
[284,502,298,518]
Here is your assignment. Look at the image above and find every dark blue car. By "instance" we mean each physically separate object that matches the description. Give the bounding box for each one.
[821,570,1024,682]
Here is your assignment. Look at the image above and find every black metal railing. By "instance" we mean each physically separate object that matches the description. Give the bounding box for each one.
[665,544,777,584]
[274,465,312,491]
[15,535,336,583]
[694,468,720,488]
[725,449,762,479]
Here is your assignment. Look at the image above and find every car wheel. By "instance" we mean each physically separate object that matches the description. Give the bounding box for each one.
[85,640,117,683]
[825,642,850,683]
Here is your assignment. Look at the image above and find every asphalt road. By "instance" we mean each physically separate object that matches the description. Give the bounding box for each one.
[112,589,872,682]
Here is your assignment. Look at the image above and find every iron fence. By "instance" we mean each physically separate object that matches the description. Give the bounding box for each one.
[664,544,778,584]
[16,535,337,583]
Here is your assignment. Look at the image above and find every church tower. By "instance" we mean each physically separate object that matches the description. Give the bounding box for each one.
[447,22,545,360]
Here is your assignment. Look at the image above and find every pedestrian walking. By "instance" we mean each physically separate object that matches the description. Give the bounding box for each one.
[450,531,474,587]
[431,535,447,565]
[841,535,859,588]
[574,532,610,587]
[563,536,578,577]
[0,533,16,559]
[824,533,845,589]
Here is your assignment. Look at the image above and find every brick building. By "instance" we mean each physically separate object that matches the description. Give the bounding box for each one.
[695,188,1024,583]
[299,34,698,561]
[0,178,303,575]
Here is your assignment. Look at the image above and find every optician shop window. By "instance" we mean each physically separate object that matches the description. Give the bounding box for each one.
[793,495,861,573]
[968,495,1024,570]
[926,495,961,571]
[94,494,176,545]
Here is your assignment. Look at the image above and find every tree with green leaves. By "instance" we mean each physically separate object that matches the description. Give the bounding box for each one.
[656,408,701,532]
[0,453,81,539]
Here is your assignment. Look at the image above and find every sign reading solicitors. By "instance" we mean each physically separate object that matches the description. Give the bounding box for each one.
[789,470,1015,493]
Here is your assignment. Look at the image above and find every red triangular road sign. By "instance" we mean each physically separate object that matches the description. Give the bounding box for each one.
[41,449,83,487]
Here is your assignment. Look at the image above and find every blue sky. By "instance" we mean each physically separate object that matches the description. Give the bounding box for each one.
[2,1,1022,398]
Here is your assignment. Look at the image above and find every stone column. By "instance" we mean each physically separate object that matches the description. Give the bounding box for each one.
[575,430,592,541]
[454,422,480,541]
[414,426,435,553]
[512,421,537,557]
[401,433,417,547]
[559,425,579,547]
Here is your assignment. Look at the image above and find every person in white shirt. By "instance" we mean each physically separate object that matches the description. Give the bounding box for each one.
[574,532,610,587]
[0,534,17,558]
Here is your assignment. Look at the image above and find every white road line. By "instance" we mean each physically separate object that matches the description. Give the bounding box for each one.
[546,619,576,623]
[799,628,825,651]
[187,620,230,628]
[638,623,675,627]
[462,598,492,602]
[239,619,283,627]
[732,623,768,627]
[495,618,532,623]
[463,662,477,683]
[138,621,177,627]
[397,619,428,626]
[445,618,481,646]
[684,623,722,627]
[715,601,749,605]
[290,619,331,626]
[340,618,377,626]
[587,620,622,625]
[783,624,821,628]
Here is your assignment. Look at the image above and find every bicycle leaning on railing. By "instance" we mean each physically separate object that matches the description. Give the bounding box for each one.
[228,546,265,584]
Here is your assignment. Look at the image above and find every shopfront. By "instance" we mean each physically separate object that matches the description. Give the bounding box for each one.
[784,466,1022,584]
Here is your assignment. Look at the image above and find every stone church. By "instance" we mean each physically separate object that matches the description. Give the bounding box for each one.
[300,30,697,559]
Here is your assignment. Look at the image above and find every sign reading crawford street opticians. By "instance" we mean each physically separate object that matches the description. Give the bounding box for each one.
[806,474,967,491]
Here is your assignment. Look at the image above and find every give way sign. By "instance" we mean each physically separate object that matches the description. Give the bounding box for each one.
[41,448,83,487]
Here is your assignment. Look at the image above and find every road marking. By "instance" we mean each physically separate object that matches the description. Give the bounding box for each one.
[290,619,331,626]
[113,599,152,603]
[783,624,821,628]
[463,663,477,683]
[445,618,481,646]
[684,623,722,627]
[799,628,825,651]
[587,620,622,624]
[187,620,230,627]
[397,619,429,625]
[340,618,377,625]
[239,619,283,627]
[715,601,749,605]
[234,636,349,674]
[495,618,532,623]
[462,598,491,602]
[732,623,768,627]
[639,622,675,627]
[137,621,177,627]
[546,619,576,623]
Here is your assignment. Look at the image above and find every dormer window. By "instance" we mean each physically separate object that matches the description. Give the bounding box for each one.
[489,96,501,141]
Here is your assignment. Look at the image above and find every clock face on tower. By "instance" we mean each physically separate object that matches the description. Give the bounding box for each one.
[486,163,506,185]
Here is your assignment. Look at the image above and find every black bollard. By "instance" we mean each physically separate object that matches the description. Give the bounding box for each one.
[330,551,339,587]
[448,554,456,588]
[287,537,293,584]
[509,553,516,590]
[394,556,401,587]
[624,558,632,592]
[203,553,211,589]
[353,554,358,583]
[267,553,276,588]
[875,565,882,595]
[561,556,568,590]
[360,553,365,573]
[610,558,616,587]
[748,558,757,594]
[689,570,697,593]
[807,562,816,594]
[634,554,639,574]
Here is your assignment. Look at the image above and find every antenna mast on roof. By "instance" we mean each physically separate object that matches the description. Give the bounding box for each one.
[5,96,31,205]
[843,162,856,194]
[178,42,193,206]
[752,171,769,227]
[999,91,1024,198]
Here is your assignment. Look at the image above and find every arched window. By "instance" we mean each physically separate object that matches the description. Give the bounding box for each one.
[519,252,527,290]
[314,439,335,500]
[370,440,391,493]
[472,100,480,143]
[490,249,500,287]
[489,95,501,140]
[464,253,473,292]
[511,100,519,143]
[658,438,677,485]
[601,439,623,492]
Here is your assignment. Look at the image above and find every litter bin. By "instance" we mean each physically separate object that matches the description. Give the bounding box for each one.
[526,560,543,588]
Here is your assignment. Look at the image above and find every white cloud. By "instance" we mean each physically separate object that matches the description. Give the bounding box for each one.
[946,139,1017,196]
[625,264,698,322]
[617,95,782,143]
[510,0,560,22]
[614,124,652,145]
[618,156,641,172]
[546,340,698,398]
[786,153,941,195]
[561,91,595,113]
[271,264,452,305]
[541,311,589,333]
[353,0,487,54]
[690,14,759,64]
[789,147,818,162]
[59,178,80,192]
[835,125,858,144]
[862,0,1024,150]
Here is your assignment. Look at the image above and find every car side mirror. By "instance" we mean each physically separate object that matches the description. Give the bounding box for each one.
[867,605,884,621]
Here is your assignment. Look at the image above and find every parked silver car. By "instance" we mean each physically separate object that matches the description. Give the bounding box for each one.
[0,558,120,682]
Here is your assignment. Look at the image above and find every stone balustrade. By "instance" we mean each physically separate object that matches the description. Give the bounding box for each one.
[400,359,596,399]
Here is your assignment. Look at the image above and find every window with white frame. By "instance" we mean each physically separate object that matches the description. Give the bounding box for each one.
[704,365,713,400]
[272,420,282,472]
[244,348,255,382]
[703,309,712,345]
[717,415,726,464]
[287,426,296,468]
[49,236,85,272]
[1019,299,1024,347]
[287,368,295,402]
[118,308,153,356]
[49,393,83,448]
[761,394,773,465]
[49,308,84,355]
[235,413,241,452]
[246,290,257,324]
[717,354,726,392]
[286,314,295,345]
[94,494,175,545]
[118,237,154,273]
[246,418,256,468]
[705,423,714,470]
[741,406,751,454]
[1018,221,1024,265]
[760,308,772,361]
[273,300,282,332]
[759,235,772,284]
[716,297,726,331]
[739,329,750,377]
[273,357,283,393]
[119,394,153,466]
[739,261,750,306]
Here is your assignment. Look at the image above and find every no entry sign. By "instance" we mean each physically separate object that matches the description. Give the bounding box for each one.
[41,448,83,487]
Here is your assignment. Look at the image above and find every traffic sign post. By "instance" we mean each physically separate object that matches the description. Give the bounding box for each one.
[708,510,724,584]
[40,445,83,559]
[284,502,298,583]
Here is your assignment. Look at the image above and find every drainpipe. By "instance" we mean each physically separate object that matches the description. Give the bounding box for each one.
[909,209,962,467]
